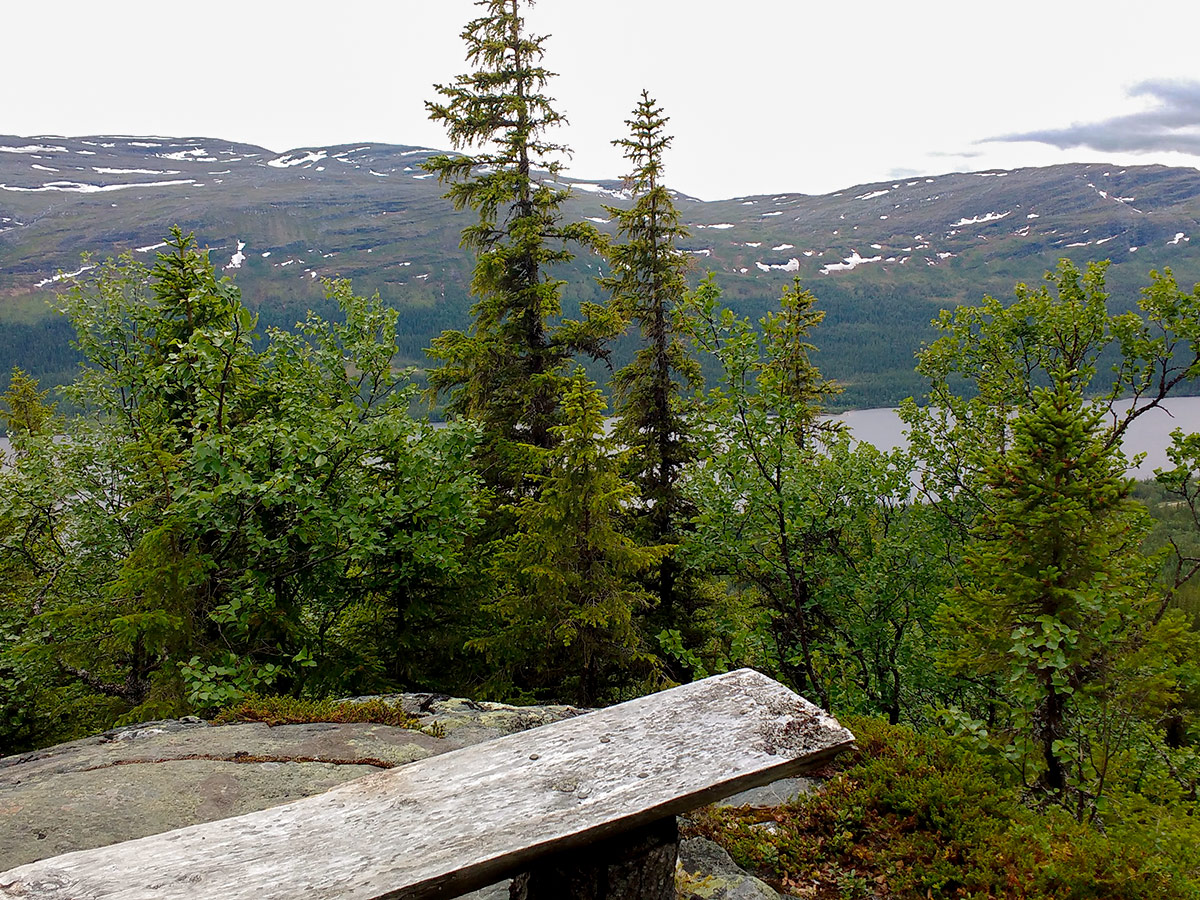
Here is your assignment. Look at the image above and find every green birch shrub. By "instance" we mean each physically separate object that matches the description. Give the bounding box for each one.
[678,277,954,722]
[903,260,1200,816]
[942,378,1195,812]
[0,232,482,743]
[0,366,131,751]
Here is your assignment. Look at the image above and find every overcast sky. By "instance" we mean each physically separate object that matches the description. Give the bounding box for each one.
[9,1,1200,200]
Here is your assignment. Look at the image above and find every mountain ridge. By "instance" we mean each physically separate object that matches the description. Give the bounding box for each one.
[3,134,1199,407]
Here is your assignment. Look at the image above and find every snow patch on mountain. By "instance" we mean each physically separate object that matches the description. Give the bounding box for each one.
[93,167,179,175]
[821,250,882,274]
[950,211,1011,227]
[160,149,216,162]
[756,258,801,273]
[0,179,195,194]
[570,182,631,200]
[268,150,329,168]
[0,144,68,154]
[36,264,95,288]
[226,241,247,270]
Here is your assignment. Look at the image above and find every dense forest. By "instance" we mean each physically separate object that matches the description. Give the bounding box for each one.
[2,1,1200,895]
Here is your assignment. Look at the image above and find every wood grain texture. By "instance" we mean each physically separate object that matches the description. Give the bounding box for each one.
[0,668,854,900]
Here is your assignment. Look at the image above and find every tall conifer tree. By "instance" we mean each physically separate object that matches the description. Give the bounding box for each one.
[424,0,615,494]
[601,93,700,625]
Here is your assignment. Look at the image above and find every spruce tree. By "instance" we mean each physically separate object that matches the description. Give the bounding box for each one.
[0,368,55,439]
[424,0,616,494]
[472,369,665,705]
[942,378,1195,813]
[601,93,700,629]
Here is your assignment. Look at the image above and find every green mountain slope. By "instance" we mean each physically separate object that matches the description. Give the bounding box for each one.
[3,134,1199,407]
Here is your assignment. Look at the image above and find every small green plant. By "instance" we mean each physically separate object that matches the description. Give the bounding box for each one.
[179,654,284,712]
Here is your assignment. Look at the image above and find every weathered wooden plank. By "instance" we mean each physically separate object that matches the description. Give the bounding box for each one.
[0,668,854,900]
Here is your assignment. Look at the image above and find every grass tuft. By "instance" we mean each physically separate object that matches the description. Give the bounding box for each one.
[212,694,444,737]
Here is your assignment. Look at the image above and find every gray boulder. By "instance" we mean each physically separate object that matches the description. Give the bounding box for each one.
[676,837,784,900]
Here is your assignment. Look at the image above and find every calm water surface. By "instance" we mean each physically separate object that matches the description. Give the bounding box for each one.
[833,397,1200,481]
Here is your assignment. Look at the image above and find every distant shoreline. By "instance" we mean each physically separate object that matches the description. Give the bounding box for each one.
[5,397,1198,480]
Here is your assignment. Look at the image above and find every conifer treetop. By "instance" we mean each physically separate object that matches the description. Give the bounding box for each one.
[424,0,572,231]
[602,92,690,327]
[612,90,674,197]
[421,0,614,468]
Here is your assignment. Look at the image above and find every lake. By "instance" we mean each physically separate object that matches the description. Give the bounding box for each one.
[4,396,1199,480]
[833,396,1200,481]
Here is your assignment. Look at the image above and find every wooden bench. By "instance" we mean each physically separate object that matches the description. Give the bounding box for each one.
[0,668,854,900]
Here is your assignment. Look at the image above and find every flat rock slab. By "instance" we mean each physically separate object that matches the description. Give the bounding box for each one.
[0,669,853,900]
[1,758,384,868]
[0,700,583,870]
[379,695,586,749]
